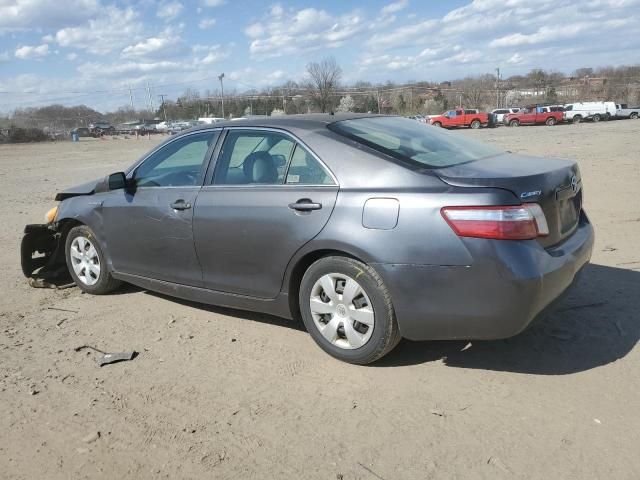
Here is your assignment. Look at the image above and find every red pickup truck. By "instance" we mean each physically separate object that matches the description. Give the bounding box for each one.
[428,109,488,129]
[504,105,564,126]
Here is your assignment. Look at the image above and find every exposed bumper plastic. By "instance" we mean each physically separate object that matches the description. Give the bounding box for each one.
[20,224,60,277]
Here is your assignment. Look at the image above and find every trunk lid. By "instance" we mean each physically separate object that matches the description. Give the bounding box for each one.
[434,153,582,247]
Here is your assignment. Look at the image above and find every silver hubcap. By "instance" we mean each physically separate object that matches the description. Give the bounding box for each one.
[309,273,375,350]
[70,236,101,286]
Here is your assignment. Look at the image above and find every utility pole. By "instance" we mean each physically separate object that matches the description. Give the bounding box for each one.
[495,67,501,108]
[146,81,154,113]
[218,73,225,119]
[128,85,134,109]
[158,94,168,121]
[376,89,381,114]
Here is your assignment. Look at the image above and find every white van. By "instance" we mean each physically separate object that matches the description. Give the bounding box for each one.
[198,117,225,124]
[563,102,617,123]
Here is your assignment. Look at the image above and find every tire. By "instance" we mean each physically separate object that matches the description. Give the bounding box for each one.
[572,116,582,124]
[470,119,481,129]
[545,117,556,126]
[509,120,520,127]
[299,256,401,365]
[432,122,442,127]
[592,114,601,122]
[65,225,121,294]
[630,112,638,119]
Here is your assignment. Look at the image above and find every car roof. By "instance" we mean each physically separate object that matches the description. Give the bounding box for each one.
[184,113,386,133]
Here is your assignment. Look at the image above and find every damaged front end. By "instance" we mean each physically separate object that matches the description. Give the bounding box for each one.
[21,223,69,285]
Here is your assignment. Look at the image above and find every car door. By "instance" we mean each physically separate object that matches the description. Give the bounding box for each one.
[102,130,220,286]
[193,128,339,298]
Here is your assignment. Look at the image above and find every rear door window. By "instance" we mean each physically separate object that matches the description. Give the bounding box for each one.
[286,145,334,185]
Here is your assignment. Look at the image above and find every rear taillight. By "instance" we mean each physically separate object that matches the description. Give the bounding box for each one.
[441,204,549,240]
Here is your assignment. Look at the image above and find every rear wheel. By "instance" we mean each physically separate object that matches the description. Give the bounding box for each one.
[509,119,520,127]
[592,114,601,122]
[65,225,121,294]
[630,112,638,119]
[470,119,481,129]
[299,256,400,365]
[545,117,556,126]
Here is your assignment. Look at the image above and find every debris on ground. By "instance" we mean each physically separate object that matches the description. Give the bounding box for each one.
[74,345,137,366]
[81,432,100,443]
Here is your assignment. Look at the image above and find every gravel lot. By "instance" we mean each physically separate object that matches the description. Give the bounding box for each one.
[1,122,639,479]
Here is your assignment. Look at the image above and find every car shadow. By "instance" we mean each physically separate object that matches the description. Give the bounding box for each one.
[375,263,640,374]
[143,290,306,332]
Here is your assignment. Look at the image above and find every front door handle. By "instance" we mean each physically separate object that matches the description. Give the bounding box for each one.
[170,200,192,210]
[288,199,322,211]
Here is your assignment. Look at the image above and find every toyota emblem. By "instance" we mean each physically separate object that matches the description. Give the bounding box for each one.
[570,175,578,193]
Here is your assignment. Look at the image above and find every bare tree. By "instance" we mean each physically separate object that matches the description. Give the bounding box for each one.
[305,57,342,113]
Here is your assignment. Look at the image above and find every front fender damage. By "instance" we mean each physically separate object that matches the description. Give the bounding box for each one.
[21,223,71,287]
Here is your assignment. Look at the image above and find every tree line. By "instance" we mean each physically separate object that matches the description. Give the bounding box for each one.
[2,60,639,133]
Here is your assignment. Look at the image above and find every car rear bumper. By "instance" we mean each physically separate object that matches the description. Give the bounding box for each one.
[374,212,594,341]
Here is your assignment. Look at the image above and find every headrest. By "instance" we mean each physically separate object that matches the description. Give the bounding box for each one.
[243,151,278,184]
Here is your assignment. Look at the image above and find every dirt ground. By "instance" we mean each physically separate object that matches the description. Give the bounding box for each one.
[1,122,639,480]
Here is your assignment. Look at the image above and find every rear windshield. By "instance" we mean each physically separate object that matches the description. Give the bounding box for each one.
[328,116,502,168]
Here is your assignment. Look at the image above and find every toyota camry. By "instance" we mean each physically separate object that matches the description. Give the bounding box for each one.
[21,114,594,364]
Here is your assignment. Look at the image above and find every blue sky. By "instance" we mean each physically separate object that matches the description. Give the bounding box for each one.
[1,0,639,112]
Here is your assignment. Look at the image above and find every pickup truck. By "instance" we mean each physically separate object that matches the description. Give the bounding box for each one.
[615,104,640,119]
[428,109,488,129]
[504,105,563,126]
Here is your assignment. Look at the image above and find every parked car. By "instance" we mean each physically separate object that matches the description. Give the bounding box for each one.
[70,127,93,138]
[563,101,617,123]
[504,105,563,126]
[428,109,489,129]
[490,108,521,123]
[89,122,115,136]
[614,104,640,119]
[21,114,593,364]
[134,124,158,134]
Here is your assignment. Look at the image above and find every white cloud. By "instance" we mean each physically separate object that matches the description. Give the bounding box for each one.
[53,6,143,55]
[198,17,217,29]
[196,44,230,65]
[367,19,437,49]
[381,0,409,16]
[202,0,225,6]
[0,0,99,33]
[15,43,49,59]
[157,1,184,21]
[78,60,191,79]
[122,36,189,60]
[246,6,365,58]
[66,52,78,61]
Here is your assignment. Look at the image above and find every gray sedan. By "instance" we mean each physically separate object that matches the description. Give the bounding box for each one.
[22,114,593,364]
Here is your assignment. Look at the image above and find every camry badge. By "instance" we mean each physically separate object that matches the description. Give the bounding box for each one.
[521,190,542,199]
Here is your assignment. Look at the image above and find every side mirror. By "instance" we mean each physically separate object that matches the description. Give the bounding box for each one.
[107,172,127,191]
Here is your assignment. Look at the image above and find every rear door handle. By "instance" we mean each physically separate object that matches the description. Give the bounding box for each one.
[170,200,192,210]
[288,199,322,211]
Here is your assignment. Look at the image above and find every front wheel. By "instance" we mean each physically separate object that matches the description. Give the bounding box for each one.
[432,122,442,127]
[65,225,121,294]
[299,256,400,364]
[545,117,557,126]
[509,120,520,127]
[572,116,582,124]
[470,120,481,129]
